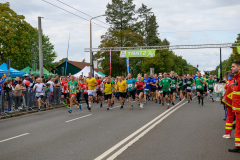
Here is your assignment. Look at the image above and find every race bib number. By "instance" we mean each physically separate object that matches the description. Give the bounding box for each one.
[70,85,75,89]
[177,86,180,88]
[159,91,163,93]
[197,85,202,89]
[36,92,41,97]
[172,84,175,87]
[187,87,191,90]
[209,85,213,88]
[169,88,171,91]
[144,89,149,91]
[128,84,133,88]
[84,90,87,92]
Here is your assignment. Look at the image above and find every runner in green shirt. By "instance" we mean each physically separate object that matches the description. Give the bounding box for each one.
[177,75,184,101]
[194,72,206,106]
[206,75,215,101]
[159,72,172,109]
[67,76,82,113]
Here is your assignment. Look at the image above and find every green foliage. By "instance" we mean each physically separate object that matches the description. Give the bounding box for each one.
[0,2,57,70]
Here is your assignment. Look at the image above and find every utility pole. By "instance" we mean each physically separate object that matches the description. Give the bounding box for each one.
[90,14,105,75]
[38,17,43,77]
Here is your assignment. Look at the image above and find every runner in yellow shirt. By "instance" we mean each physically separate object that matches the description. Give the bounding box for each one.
[117,76,127,109]
[86,72,97,111]
[103,76,115,110]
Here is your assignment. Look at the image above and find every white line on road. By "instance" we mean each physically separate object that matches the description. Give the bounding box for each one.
[107,99,193,160]
[0,133,30,143]
[65,114,92,122]
[94,98,186,160]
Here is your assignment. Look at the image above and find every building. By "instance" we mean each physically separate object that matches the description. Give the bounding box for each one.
[51,60,104,76]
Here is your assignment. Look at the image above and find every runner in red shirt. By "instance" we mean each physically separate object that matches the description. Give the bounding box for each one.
[61,76,69,107]
[81,78,89,107]
[95,74,103,107]
[135,74,145,108]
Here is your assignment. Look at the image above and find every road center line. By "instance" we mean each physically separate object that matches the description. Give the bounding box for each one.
[65,114,92,122]
[0,133,30,143]
[107,99,193,160]
[94,98,186,160]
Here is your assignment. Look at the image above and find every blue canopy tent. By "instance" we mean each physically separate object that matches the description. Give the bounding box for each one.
[0,63,25,77]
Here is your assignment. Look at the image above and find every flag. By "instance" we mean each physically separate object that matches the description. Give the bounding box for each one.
[65,34,70,76]
[110,49,111,76]
[126,57,129,74]
[237,46,240,55]
[218,67,220,79]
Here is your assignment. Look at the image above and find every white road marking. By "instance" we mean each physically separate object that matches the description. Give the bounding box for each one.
[65,114,92,122]
[107,100,192,160]
[94,98,186,160]
[0,133,30,143]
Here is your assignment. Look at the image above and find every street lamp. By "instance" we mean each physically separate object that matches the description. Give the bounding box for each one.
[90,14,106,75]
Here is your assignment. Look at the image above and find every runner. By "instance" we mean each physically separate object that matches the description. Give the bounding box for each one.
[159,72,172,109]
[170,71,177,105]
[86,72,97,111]
[149,73,154,101]
[95,74,103,107]
[157,74,163,104]
[152,74,159,103]
[177,75,184,101]
[60,76,69,108]
[103,76,115,110]
[110,77,116,106]
[135,74,145,108]
[143,74,151,104]
[195,71,205,106]
[117,76,127,109]
[67,76,82,113]
[81,78,89,108]
[126,73,136,109]
[206,75,215,101]
[33,78,46,112]
[184,74,194,103]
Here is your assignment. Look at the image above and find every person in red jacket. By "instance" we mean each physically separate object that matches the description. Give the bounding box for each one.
[222,71,235,138]
[229,60,240,152]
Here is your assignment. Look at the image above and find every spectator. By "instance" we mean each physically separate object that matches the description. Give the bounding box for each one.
[54,76,60,87]
[0,74,6,95]
[14,81,26,110]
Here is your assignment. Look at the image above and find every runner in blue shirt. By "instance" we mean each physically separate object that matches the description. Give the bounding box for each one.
[126,74,136,109]
[143,74,151,104]
[151,74,159,103]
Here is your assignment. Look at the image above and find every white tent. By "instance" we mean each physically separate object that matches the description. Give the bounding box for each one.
[74,66,102,77]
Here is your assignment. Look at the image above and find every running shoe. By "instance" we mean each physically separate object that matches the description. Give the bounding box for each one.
[107,107,109,111]
[162,103,164,106]
[68,109,72,113]
[159,100,161,104]
[79,104,82,111]
[120,105,123,109]
[140,104,143,108]
[44,103,47,109]
[172,102,175,105]
[100,103,102,107]
[63,101,65,105]
[87,106,91,111]
[144,101,147,104]
[167,105,170,109]
[222,134,231,139]
[66,105,69,108]
[180,98,181,101]
[37,109,40,112]
[130,105,133,109]
[155,99,157,103]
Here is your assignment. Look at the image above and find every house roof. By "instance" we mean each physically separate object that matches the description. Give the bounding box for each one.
[55,60,104,73]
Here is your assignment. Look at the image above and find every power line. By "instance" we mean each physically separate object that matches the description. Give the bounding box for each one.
[56,0,109,26]
[161,29,240,33]
[42,0,108,29]
[44,17,89,25]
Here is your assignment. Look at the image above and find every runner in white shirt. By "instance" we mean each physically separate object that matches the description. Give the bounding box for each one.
[33,78,46,112]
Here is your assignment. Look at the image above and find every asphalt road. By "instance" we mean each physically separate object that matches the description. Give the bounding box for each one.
[0,96,239,160]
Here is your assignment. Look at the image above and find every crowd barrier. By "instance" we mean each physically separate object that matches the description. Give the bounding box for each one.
[0,87,63,116]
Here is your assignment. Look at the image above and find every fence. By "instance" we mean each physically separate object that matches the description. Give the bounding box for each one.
[0,87,62,116]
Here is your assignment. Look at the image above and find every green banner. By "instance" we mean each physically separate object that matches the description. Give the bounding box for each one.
[237,46,240,55]
[120,50,156,57]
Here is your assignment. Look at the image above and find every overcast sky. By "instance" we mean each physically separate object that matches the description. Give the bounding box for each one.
[2,0,240,72]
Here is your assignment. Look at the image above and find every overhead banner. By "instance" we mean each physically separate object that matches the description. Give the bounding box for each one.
[120,50,156,58]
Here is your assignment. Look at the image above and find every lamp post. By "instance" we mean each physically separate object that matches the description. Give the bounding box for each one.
[90,14,105,75]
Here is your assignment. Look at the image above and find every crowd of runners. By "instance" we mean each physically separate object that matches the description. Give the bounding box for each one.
[54,71,218,113]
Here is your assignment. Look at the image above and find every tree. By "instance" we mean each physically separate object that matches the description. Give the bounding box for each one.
[30,28,57,70]
[0,2,36,69]
[82,58,86,62]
